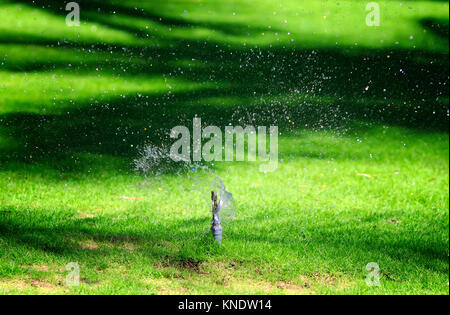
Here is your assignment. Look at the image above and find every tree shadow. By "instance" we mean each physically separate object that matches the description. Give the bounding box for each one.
[1,207,447,279]
[0,72,448,176]
[0,1,448,174]
[0,209,215,274]
[227,212,449,274]
[0,1,447,287]
[11,0,284,39]
[421,18,450,40]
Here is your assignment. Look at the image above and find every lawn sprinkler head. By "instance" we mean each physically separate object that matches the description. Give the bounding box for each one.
[210,177,236,245]
[211,191,223,245]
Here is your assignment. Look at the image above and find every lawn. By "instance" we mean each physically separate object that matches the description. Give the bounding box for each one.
[0,0,448,295]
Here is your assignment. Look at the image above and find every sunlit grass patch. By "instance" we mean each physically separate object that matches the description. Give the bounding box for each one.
[0,2,143,46]
[0,70,208,114]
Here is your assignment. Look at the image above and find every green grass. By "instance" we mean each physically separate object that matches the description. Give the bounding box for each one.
[0,0,448,295]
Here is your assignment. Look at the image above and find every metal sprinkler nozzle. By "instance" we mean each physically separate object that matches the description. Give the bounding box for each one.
[211,191,223,245]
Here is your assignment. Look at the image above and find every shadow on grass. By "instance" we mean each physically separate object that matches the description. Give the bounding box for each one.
[0,1,447,287]
[0,208,447,278]
[0,209,215,272]
[11,0,286,38]
[1,85,448,176]
[0,20,448,173]
[0,1,448,178]
[421,18,450,40]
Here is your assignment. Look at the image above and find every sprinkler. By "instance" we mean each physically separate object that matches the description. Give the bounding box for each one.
[211,191,223,244]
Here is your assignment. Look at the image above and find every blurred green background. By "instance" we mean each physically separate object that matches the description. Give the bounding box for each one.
[0,0,448,294]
